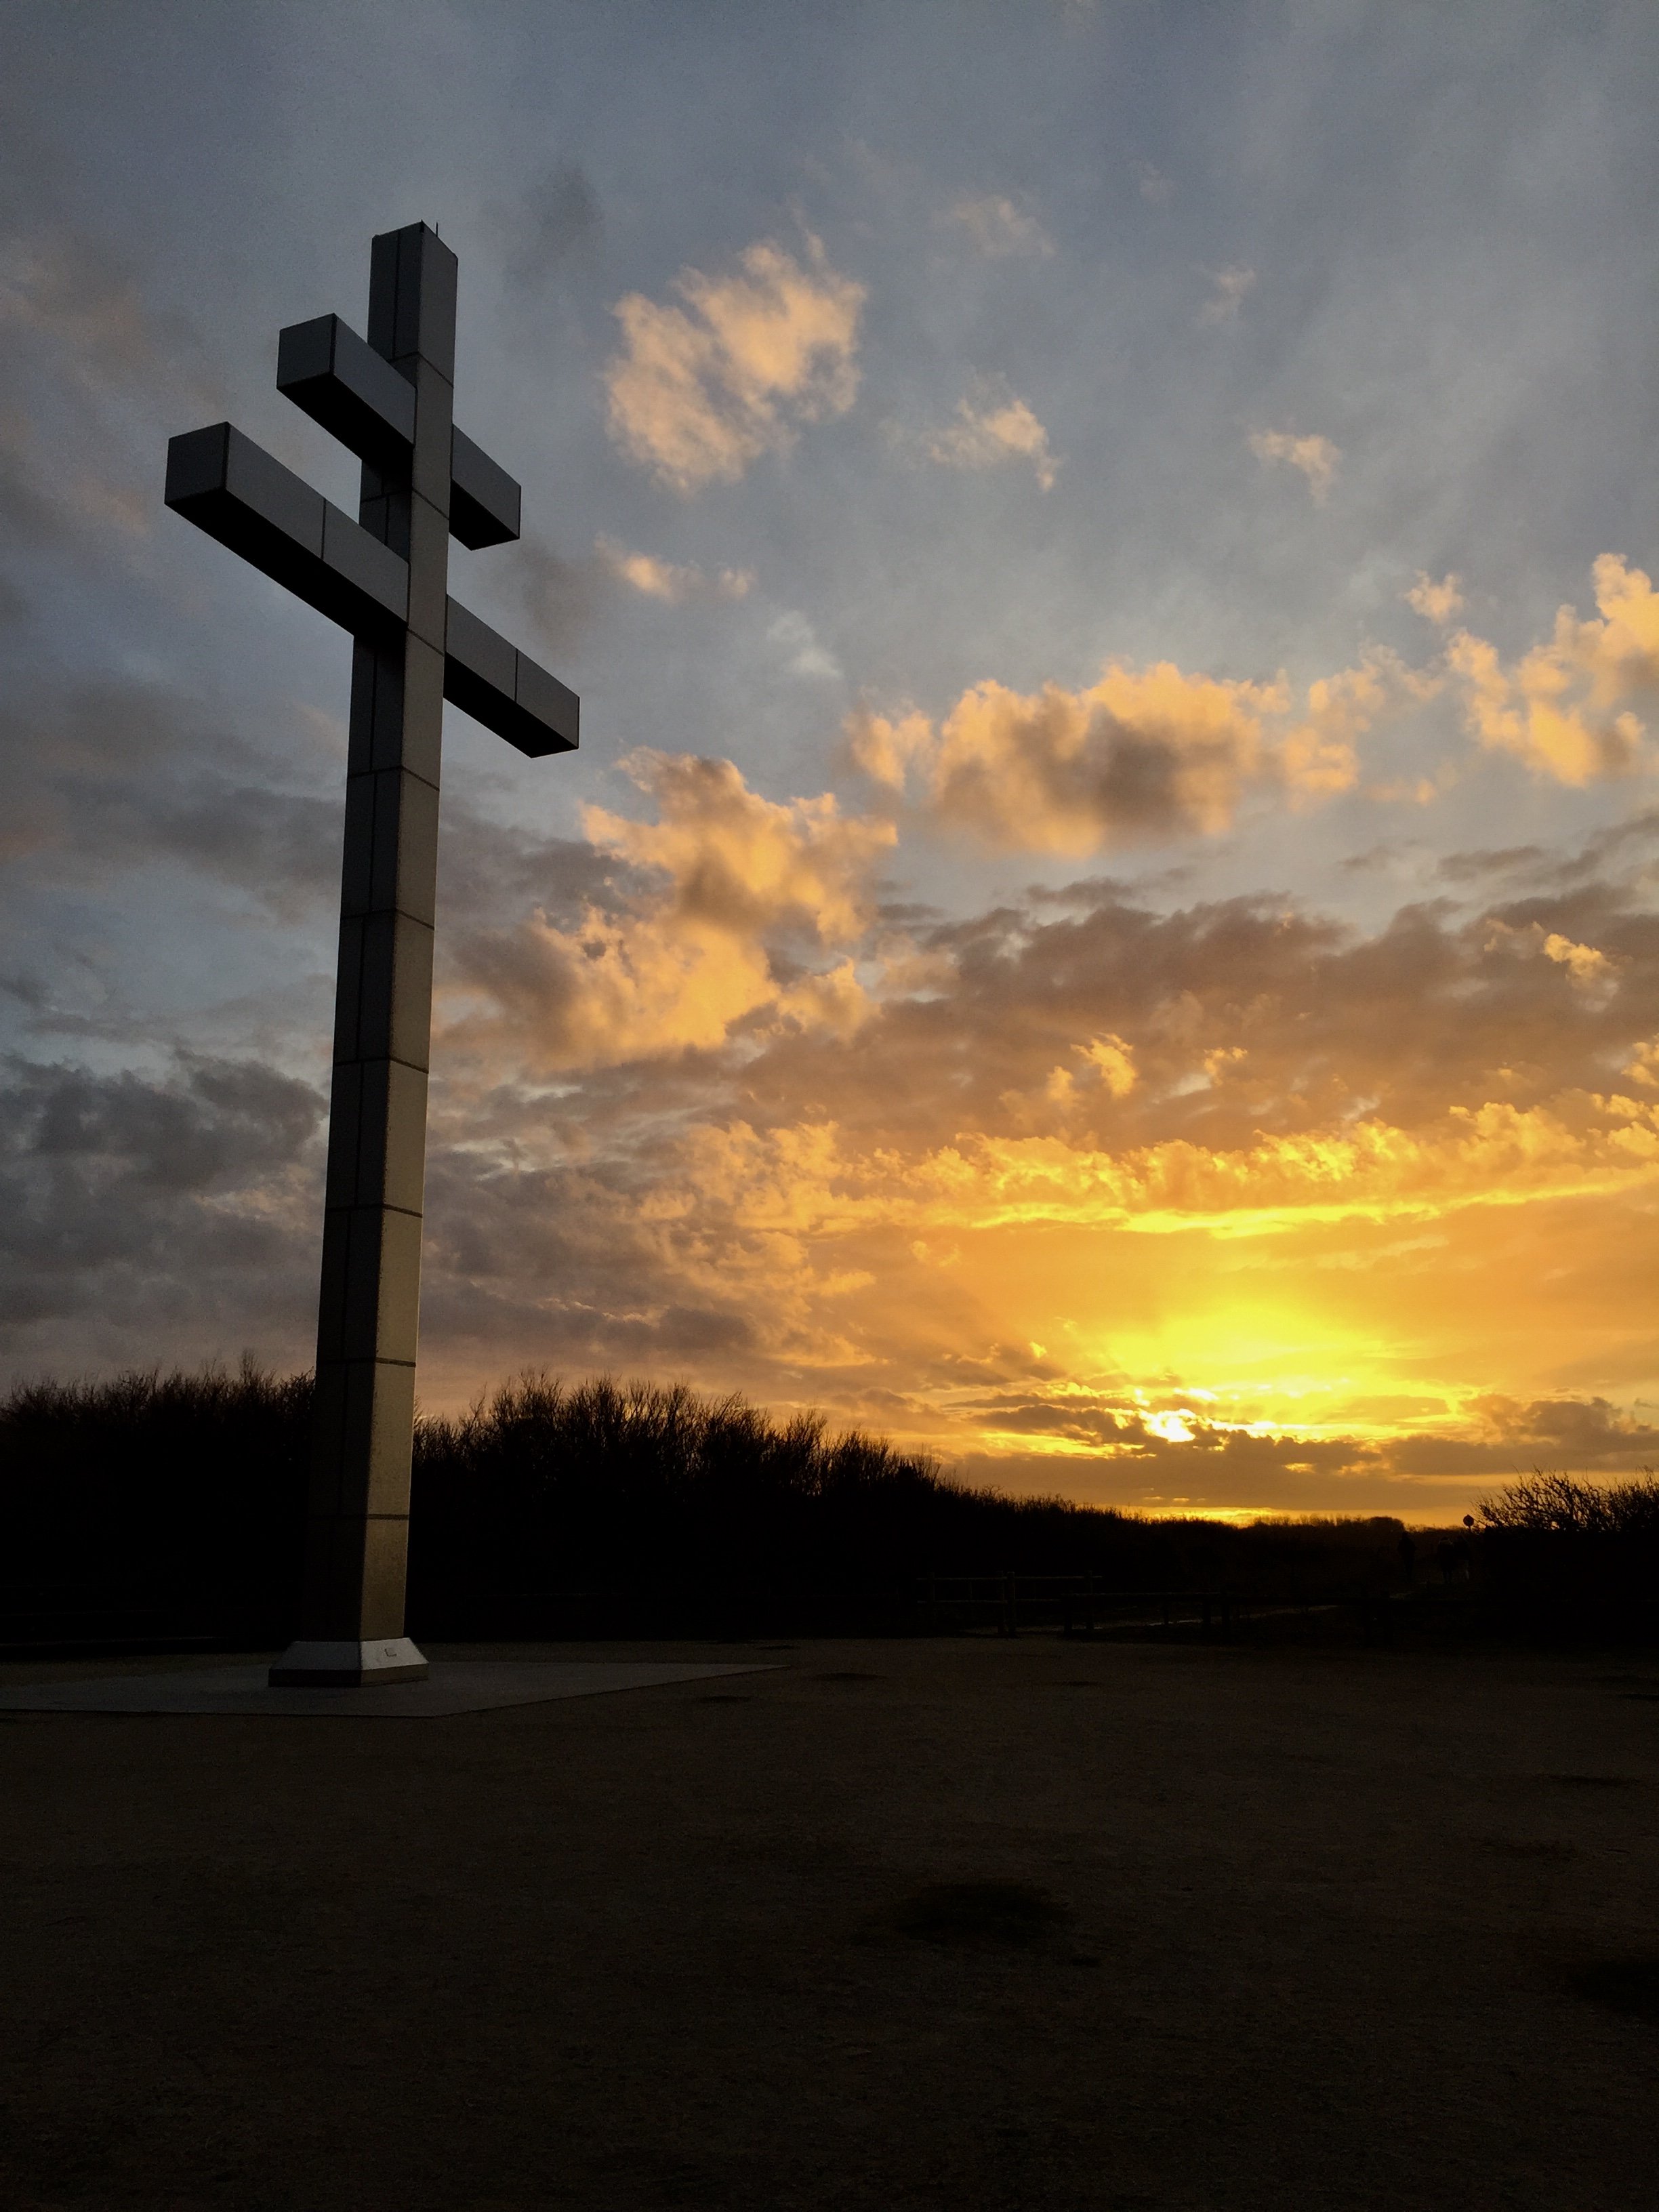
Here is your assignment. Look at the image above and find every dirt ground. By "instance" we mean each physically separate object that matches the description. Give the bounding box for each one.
[1,1634,1657,2212]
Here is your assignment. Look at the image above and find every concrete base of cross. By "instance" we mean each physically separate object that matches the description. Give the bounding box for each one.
[268,1637,429,1687]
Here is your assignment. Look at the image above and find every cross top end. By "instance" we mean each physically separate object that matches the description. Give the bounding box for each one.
[165,221,577,759]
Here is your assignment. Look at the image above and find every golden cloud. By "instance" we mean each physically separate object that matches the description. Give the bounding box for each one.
[1448,554,1659,783]
[1406,571,1464,624]
[1079,1034,1137,1098]
[604,236,864,491]
[1541,930,1616,993]
[846,651,1435,850]
[1249,428,1340,502]
[441,752,894,1074]
[922,378,1057,490]
[596,535,753,604]
[651,1091,1659,1249]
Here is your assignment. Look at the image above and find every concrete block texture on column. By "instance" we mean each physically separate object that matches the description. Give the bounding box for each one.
[339,764,441,926]
[323,1058,430,1218]
[314,1202,424,1368]
[307,1356,419,1523]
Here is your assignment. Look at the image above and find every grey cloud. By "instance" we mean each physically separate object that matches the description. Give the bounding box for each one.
[416,1143,760,1374]
[140,781,338,914]
[3,674,609,942]
[0,678,339,915]
[497,531,602,660]
[0,678,210,782]
[0,1053,323,1358]
[1426,817,1659,897]
[52,774,336,916]
[1543,808,1659,886]
[0,228,197,389]
[24,1054,319,1189]
[1465,1393,1659,1462]
[436,810,611,931]
[495,159,602,293]
[0,414,75,555]
[1431,845,1548,886]
[0,226,221,613]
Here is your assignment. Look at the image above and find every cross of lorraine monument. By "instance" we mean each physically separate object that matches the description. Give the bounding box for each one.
[165,224,577,1688]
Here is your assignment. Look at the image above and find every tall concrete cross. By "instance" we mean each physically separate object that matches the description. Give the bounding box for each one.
[165,223,577,1687]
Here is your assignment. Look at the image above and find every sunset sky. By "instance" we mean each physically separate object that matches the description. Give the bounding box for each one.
[5,1,1659,1517]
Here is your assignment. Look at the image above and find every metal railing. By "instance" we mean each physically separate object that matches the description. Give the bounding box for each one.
[919,1572,1231,1638]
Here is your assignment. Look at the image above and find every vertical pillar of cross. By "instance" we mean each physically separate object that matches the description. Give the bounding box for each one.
[269,226,456,1687]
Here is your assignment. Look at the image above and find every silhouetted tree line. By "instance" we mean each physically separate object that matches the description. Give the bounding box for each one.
[3,1362,1427,1648]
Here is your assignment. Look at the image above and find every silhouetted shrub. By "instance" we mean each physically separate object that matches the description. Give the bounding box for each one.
[408,1372,969,1629]
[1478,1472,1659,1536]
[1477,1471,1659,1638]
[0,1359,310,1643]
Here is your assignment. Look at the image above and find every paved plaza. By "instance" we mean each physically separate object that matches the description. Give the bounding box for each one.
[2,1635,1656,2211]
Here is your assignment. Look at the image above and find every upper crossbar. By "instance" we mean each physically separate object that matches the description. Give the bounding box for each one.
[277,314,520,548]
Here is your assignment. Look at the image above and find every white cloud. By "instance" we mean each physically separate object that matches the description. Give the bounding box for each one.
[922,378,1058,491]
[1134,161,1173,204]
[1198,266,1255,325]
[768,611,842,681]
[604,235,864,492]
[947,194,1054,258]
[1250,428,1340,504]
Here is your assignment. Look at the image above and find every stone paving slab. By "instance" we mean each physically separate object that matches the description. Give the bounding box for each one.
[0,1658,771,1717]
